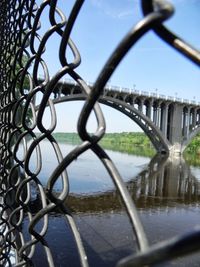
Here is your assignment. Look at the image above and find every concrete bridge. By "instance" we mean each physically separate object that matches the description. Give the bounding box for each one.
[43,78,200,155]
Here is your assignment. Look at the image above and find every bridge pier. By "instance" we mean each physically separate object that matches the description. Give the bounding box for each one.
[192,108,197,129]
[161,104,168,139]
[182,107,187,137]
[168,104,184,155]
[145,100,152,119]
[186,107,191,137]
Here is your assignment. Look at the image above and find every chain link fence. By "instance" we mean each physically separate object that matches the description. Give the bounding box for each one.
[0,0,199,266]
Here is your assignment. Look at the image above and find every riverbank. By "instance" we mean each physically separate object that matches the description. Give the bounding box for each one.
[52,132,155,157]
[52,132,200,156]
[185,134,200,154]
[53,132,152,146]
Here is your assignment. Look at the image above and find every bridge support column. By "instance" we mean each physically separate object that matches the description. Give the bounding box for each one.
[153,106,158,125]
[156,105,161,129]
[138,99,144,113]
[146,100,153,119]
[161,104,168,139]
[192,108,197,129]
[197,110,200,126]
[183,109,187,137]
[186,107,191,137]
[169,104,184,154]
[198,110,200,125]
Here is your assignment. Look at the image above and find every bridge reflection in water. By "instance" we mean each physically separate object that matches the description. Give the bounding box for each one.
[66,155,200,213]
[28,155,200,267]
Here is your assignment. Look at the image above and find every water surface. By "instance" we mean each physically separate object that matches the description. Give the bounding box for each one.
[26,141,200,266]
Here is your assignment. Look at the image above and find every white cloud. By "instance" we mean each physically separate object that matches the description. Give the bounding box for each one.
[90,0,140,20]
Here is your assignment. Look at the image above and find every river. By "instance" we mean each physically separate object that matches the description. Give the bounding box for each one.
[24,141,200,267]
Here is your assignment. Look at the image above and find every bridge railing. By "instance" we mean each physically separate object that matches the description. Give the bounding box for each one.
[58,77,199,107]
[39,71,198,106]
[0,1,199,267]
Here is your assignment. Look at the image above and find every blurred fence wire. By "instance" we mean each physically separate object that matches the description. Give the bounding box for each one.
[0,0,199,266]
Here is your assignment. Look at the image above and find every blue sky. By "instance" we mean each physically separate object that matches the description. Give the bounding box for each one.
[39,0,200,132]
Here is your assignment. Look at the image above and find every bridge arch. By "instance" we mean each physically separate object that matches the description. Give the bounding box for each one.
[51,94,172,154]
[38,79,200,155]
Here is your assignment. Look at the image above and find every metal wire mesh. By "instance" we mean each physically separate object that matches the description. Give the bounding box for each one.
[0,0,199,266]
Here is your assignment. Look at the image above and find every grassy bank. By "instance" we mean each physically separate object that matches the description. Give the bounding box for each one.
[52,132,155,157]
[50,132,200,158]
[53,132,81,144]
[51,132,200,153]
[185,133,200,154]
[53,132,152,146]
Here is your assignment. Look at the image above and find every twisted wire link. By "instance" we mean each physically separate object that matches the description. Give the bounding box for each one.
[0,0,199,267]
